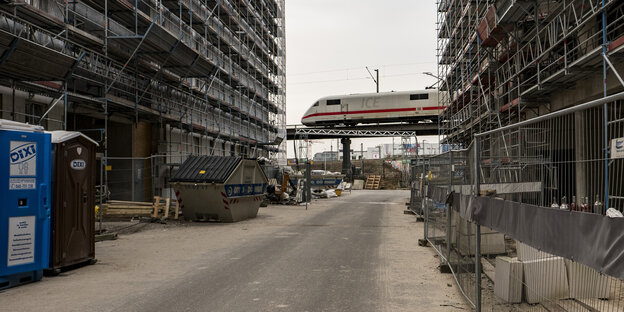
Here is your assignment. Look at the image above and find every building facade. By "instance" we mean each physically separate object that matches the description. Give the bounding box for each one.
[438,0,624,144]
[0,0,286,200]
[437,0,624,210]
[313,151,339,162]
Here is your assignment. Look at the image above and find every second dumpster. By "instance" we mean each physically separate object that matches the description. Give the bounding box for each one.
[170,156,268,222]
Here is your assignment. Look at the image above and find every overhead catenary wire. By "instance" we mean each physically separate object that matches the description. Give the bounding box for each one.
[289,72,439,85]
[288,61,437,76]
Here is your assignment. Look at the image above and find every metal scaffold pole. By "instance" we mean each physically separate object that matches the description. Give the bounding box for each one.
[602,0,609,210]
[474,137,481,312]
[0,0,285,197]
[446,151,452,266]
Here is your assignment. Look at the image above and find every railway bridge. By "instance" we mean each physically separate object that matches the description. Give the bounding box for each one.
[286,122,439,179]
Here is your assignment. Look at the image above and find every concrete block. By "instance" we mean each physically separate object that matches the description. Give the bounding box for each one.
[523,257,569,304]
[516,241,554,262]
[352,179,364,190]
[456,215,500,235]
[458,232,506,256]
[494,256,523,303]
[565,260,611,299]
[450,213,502,244]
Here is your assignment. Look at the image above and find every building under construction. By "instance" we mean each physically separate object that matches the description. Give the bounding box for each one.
[431,2,624,310]
[0,0,286,201]
[438,0,624,144]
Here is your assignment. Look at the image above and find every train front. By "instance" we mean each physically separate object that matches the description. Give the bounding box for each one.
[301,100,319,126]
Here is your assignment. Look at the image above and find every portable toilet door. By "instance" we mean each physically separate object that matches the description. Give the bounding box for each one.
[49,131,98,272]
[0,120,51,290]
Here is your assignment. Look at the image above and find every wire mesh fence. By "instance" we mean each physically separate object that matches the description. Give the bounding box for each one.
[409,157,428,216]
[412,93,624,311]
[424,152,452,261]
[97,151,226,202]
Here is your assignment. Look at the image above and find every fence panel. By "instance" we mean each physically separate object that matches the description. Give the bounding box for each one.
[416,95,624,311]
[104,157,155,203]
[472,98,624,311]
[424,152,452,261]
[409,157,427,216]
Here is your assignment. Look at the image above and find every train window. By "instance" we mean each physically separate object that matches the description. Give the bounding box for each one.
[313,101,319,107]
[410,93,429,100]
[326,99,341,105]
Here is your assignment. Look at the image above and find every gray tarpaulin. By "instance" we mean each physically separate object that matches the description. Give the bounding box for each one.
[427,185,449,204]
[427,186,624,280]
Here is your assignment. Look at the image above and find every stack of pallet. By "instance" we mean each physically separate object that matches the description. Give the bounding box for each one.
[100,197,179,220]
[101,200,153,219]
[365,175,381,190]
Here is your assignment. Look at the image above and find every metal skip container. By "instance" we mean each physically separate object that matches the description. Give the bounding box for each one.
[171,156,268,222]
[0,120,51,290]
[49,131,98,272]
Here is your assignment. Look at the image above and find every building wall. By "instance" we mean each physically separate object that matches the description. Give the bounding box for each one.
[548,62,624,113]
[0,0,286,199]
[133,122,152,201]
[107,121,133,200]
[0,87,65,130]
[438,0,624,144]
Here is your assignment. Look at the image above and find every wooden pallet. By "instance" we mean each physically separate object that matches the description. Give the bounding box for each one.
[152,196,180,220]
[100,197,179,220]
[101,200,153,219]
[364,175,381,190]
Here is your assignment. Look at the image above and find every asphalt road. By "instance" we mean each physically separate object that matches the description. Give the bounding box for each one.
[0,190,467,312]
[129,191,388,312]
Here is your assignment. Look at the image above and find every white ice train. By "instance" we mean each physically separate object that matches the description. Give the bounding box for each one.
[301,90,445,126]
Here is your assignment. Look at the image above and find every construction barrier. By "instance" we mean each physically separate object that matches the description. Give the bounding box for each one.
[413,94,624,311]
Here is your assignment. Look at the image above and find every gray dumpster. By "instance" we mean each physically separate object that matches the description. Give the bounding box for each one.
[170,156,268,222]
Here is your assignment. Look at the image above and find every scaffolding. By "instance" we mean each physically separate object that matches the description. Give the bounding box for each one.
[437,0,624,146]
[435,2,624,310]
[0,0,286,200]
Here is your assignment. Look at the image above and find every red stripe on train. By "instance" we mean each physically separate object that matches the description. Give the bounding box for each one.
[301,107,446,119]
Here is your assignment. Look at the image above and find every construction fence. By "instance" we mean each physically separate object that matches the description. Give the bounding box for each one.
[413,92,624,311]
[93,149,233,222]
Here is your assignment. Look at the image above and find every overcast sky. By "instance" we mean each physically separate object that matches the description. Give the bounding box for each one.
[285,0,439,158]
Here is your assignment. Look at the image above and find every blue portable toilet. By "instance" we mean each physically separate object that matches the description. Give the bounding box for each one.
[0,119,51,290]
